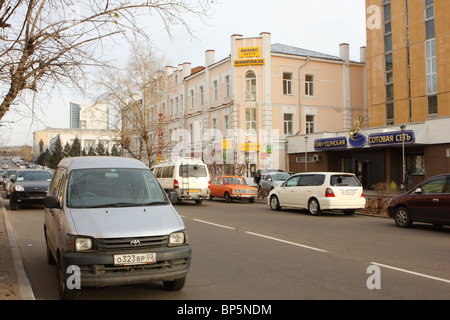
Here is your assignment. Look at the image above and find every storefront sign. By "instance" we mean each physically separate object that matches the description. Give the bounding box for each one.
[234,59,265,66]
[314,137,347,150]
[239,47,260,58]
[238,143,260,152]
[368,130,415,147]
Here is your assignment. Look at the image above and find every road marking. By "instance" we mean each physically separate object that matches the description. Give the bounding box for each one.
[371,262,450,284]
[246,231,328,253]
[193,219,236,230]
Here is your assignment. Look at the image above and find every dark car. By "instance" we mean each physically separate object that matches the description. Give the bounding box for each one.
[10,169,52,210]
[387,174,450,228]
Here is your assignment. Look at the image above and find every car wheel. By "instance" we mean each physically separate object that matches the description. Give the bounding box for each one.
[270,195,281,211]
[10,195,19,210]
[195,199,203,205]
[249,197,255,203]
[394,206,412,228]
[163,276,186,291]
[225,192,232,203]
[344,209,355,215]
[57,257,78,300]
[308,198,322,216]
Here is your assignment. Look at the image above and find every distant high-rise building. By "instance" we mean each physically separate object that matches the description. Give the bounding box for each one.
[70,102,81,129]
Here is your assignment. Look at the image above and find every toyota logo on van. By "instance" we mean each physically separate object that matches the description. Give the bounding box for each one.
[130,239,140,247]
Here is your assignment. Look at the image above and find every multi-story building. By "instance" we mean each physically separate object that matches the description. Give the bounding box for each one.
[158,32,366,178]
[287,0,450,190]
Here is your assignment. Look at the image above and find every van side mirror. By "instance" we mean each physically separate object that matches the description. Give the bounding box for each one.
[44,195,61,209]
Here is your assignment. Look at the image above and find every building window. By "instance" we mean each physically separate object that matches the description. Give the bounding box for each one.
[175,97,178,115]
[384,0,394,126]
[245,108,256,135]
[305,115,315,134]
[245,71,256,101]
[170,99,173,116]
[425,0,435,40]
[225,75,230,98]
[199,86,204,106]
[224,115,229,131]
[283,113,294,135]
[305,75,314,96]
[212,118,217,139]
[213,80,218,101]
[283,72,293,95]
[425,0,437,116]
[190,90,194,110]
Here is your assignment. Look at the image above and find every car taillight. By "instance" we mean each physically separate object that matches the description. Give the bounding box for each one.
[174,180,179,189]
[325,188,335,197]
[208,180,211,188]
[361,191,364,197]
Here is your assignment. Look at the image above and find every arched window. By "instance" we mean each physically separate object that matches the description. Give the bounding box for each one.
[245,71,256,101]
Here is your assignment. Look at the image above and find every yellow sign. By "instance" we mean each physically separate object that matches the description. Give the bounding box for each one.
[223,139,232,150]
[234,59,265,66]
[238,143,260,152]
[239,47,260,58]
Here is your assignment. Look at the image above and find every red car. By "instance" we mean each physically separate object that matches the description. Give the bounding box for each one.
[387,174,450,228]
[209,175,258,203]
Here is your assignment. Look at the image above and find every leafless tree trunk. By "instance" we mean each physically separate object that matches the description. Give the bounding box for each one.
[0,0,211,121]
[96,39,169,166]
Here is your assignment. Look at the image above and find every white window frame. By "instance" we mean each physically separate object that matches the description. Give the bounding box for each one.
[305,74,314,96]
[245,71,257,101]
[305,114,315,134]
[225,75,230,98]
[213,80,218,102]
[283,113,294,135]
[283,72,293,95]
[245,108,257,135]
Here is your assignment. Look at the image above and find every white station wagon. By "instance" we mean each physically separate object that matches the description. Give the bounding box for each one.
[268,172,366,216]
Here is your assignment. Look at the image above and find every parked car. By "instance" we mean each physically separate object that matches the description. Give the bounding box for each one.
[9,169,52,210]
[387,173,450,228]
[44,156,191,299]
[152,157,210,204]
[209,175,258,203]
[254,168,284,186]
[2,169,16,189]
[268,172,366,216]
[259,172,292,191]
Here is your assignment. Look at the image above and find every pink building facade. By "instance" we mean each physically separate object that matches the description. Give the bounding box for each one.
[160,33,366,178]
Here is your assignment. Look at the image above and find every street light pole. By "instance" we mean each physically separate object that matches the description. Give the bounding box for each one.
[400,125,406,190]
[304,136,308,172]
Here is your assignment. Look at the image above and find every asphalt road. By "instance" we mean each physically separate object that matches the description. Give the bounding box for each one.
[4,193,450,300]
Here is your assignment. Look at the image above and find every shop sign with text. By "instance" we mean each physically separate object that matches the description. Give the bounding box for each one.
[368,130,415,147]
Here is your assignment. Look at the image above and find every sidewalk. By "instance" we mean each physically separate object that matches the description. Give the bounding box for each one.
[0,198,34,300]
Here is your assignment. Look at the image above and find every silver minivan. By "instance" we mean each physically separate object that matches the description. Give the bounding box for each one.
[44,157,191,299]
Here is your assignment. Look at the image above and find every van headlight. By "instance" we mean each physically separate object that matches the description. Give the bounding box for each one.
[168,231,185,246]
[67,235,93,252]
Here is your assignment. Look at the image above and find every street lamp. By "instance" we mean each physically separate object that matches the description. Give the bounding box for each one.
[304,136,308,172]
[400,125,406,190]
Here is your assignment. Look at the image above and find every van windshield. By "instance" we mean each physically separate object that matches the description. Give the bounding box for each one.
[67,168,168,208]
[330,175,361,187]
[179,165,207,178]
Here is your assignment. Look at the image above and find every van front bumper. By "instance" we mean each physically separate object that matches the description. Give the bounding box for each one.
[60,245,191,287]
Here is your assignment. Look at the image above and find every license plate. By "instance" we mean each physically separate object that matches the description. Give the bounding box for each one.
[114,253,156,266]
[189,189,200,193]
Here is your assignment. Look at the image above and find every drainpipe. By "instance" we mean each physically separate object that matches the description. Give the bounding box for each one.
[298,56,310,135]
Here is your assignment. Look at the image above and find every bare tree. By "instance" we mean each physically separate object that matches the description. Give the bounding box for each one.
[96,40,169,166]
[0,0,212,120]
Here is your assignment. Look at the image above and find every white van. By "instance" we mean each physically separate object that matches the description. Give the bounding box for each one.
[268,172,366,215]
[152,158,210,204]
[44,157,191,299]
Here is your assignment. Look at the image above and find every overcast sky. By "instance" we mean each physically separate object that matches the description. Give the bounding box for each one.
[1,0,366,147]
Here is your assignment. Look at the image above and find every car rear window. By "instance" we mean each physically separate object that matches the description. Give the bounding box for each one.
[179,165,207,177]
[330,175,361,187]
